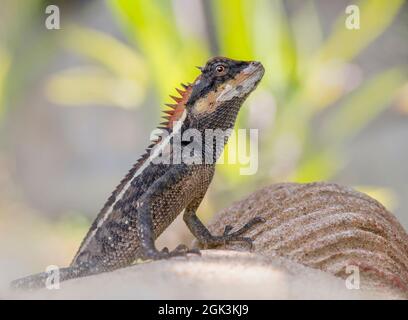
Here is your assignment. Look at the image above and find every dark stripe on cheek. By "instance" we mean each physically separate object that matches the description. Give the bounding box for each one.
[187,61,249,107]
[187,77,214,107]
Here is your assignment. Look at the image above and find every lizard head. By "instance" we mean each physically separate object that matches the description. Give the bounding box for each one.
[161,57,264,131]
[187,57,265,118]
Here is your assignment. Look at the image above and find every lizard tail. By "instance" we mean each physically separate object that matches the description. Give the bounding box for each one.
[10,265,91,290]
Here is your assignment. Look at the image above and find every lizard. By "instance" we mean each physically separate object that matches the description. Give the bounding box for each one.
[11,56,265,289]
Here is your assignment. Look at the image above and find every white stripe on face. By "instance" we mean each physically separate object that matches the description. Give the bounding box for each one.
[216,63,264,103]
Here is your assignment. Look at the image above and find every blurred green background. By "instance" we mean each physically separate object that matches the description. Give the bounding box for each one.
[0,0,407,281]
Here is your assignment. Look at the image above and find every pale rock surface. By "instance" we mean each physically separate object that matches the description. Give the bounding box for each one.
[8,251,392,299]
[5,182,408,299]
[202,182,408,299]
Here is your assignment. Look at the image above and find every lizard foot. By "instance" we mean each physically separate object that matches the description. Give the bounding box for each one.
[201,216,265,250]
[142,244,201,261]
[171,244,201,256]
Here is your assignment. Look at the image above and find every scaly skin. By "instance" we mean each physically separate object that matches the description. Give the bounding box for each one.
[11,57,265,289]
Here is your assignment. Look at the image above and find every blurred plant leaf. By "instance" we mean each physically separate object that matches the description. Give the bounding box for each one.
[299,0,403,112]
[46,67,144,109]
[295,68,405,182]
[252,0,298,97]
[291,0,323,69]
[395,82,408,114]
[293,149,343,182]
[0,47,11,120]
[63,25,148,83]
[46,26,149,109]
[355,185,398,212]
[109,0,208,102]
[323,68,406,142]
[303,61,363,111]
[318,0,404,62]
[211,0,253,59]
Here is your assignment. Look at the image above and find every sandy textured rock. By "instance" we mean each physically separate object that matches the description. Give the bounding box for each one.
[7,250,392,299]
[5,182,407,299]
[201,182,408,298]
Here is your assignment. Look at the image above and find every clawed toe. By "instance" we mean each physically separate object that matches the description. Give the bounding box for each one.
[239,236,254,250]
[174,244,189,252]
[239,216,265,234]
[223,216,265,238]
[223,225,233,236]
[222,235,254,249]
[186,247,201,256]
[250,216,266,225]
[169,244,201,257]
[201,216,265,250]
[144,244,201,260]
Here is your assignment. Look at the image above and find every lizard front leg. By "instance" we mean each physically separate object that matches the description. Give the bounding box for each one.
[183,198,265,250]
[136,165,200,260]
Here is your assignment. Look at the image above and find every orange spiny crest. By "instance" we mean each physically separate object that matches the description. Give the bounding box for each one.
[160,83,193,129]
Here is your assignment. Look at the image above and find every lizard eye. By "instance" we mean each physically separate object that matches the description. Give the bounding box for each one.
[214,64,227,76]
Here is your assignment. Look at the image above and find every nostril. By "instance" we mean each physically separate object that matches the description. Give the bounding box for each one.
[243,61,264,75]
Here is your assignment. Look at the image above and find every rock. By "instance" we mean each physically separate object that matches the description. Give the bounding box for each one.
[201,182,408,298]
[8,250,392,299]
[7,182,408,299]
